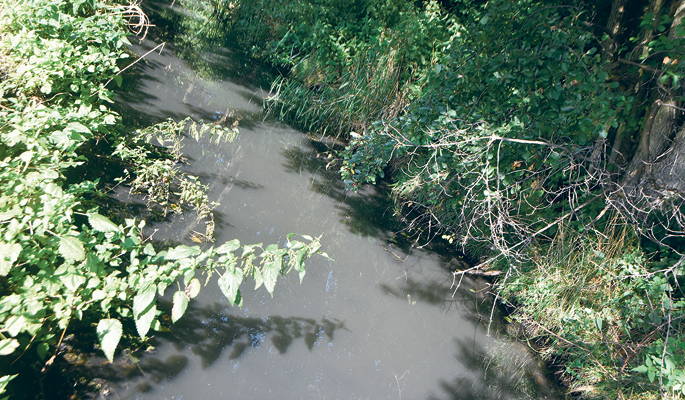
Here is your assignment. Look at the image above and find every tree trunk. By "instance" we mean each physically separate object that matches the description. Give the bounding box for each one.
[618,0,685,237]
[603,0,629,60]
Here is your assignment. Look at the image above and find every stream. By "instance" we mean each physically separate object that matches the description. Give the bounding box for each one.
[100,36,560,400]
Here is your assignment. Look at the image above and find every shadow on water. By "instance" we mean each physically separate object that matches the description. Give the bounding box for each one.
[281,144,403,243]
[380,276,455,306]
[140,0,284,89]
[192,172,265,191]
[275,118,563,400]
[154,300,346,369]
[428,335,559,400]
[29,300,346,399]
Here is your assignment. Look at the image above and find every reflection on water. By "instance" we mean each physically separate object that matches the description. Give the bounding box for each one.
[101,37,560,400]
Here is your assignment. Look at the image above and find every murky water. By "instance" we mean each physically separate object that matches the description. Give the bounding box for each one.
[106,38,558,399]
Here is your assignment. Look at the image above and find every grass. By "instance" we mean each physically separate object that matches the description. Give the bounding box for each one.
[498,217,685,398]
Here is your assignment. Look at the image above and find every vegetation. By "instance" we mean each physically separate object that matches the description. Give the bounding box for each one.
[155,0,685,398]
[0,0,327,397]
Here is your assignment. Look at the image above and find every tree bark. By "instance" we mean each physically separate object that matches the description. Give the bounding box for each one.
[618,0,685,236]
[603,0,629,60]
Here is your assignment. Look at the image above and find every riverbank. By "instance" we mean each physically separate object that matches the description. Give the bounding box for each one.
[151,0,685,398]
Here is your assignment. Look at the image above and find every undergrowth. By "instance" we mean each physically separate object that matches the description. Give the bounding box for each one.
[500,219,685,398]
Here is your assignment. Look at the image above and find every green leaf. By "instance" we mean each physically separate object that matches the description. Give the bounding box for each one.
[151,319,162,332]
[143,243,156,256]
[88,213,121,232]
[633,365,648,373]
[40,83,52,94]
[185,278,201,299]
[165,245,202,260]
[134,304,156,339]
[61,273,86,292]
[0,375,17,394]
[0,242,21,276]
[262,261,279,297]
[216,239,240,254]
[133,285,156,318]
[295,248,308,283]
[0,339,19,356]
[171,291,189,323]
[264,243,279,252]
[253,267,264,290]
[183,269,195,286]
[58,236,85,262]
[132,284,157,340]
[5,315,26,337]
[0,207,21,222]
[36,342,49,360]
[65,122,91,135]
[242,244,260,257]
[97,319,122,362]
[218,266,244,306]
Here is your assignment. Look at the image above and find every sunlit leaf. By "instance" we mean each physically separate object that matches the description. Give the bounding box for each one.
[88,213,121,232]
[0,242,21,276]
[295,248,307,283]
[185,278,201,299]
[262,261,279,297]
[253,267,264,290]
[58,236,85,262]
[5,315,26,337]
[133,285,156,318]
[61,273,86,291]
[66,122,91,134]
[165,245,202,260]
[134,304,156,339]
[97,319,122,362]
[264,243,279,252]
[218,266,244,306]
[0,375,17,394]
[0,339,19,356]
[143,243,156,256]
[171,291,189,323]
[0,207,21,222]
[216,239,240,254]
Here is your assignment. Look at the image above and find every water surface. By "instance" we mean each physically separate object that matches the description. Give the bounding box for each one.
[107,38,557,400]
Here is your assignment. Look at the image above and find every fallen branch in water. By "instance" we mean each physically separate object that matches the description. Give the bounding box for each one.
[450,265,501,297]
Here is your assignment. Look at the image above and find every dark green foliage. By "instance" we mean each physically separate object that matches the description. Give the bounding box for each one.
[344,0,631,245]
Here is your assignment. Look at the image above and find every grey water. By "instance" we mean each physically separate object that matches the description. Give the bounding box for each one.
[106,38,558,400]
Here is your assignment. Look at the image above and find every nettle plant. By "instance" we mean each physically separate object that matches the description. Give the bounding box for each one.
[0,0,328,394]
[114,117,240,240]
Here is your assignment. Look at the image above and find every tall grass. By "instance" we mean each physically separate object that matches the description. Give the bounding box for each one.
[500,218,685,398]
[266,41,408,137]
